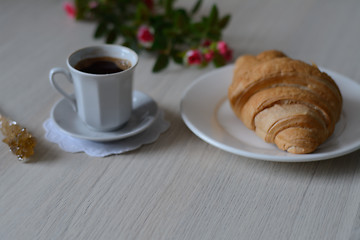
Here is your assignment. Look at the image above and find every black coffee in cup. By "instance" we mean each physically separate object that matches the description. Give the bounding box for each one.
[75,56,131,74]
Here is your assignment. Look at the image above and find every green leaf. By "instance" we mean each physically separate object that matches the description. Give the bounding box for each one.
[174,9,189,30]
[119,25,135,39]
[74,0,88,19]
[219,14,231,29]
[151,33,168,50]
[165,0,175,16]
[152,54,169,72]
[190,22,205,33]
[135,2,149,24]
[171,50,184,64]
[191,0,202,15]
[122,39,140,53]
[94,21,107,38]
[209,5,219,27]
[106,28,117,43]
[213,52,226,67]
[206,27,221,41]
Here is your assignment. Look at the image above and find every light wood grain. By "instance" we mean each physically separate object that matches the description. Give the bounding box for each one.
[1,0,360,239]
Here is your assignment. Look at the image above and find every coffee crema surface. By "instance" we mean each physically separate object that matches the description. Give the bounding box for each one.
[74,57,132,74]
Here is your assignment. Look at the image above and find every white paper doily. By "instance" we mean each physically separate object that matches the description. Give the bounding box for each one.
[43,110,170,157]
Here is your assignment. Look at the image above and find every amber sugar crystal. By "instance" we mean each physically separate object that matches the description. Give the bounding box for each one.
[0,116,36,161]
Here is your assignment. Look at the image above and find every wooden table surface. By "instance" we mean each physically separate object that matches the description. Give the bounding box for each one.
[1,0,360,239]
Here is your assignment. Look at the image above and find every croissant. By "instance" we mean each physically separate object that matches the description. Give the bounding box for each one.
[228,50,342,154]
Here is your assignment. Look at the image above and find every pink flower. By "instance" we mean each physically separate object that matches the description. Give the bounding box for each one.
[217,41,233,61]
[217,41,229,54]
[63,1,76,19]
[185,50,203,65]
[224,49,233,61]
[204,50,214,62]
[137,25,154,48]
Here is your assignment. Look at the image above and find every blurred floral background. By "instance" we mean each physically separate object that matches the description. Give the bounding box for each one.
[63,0,232,72]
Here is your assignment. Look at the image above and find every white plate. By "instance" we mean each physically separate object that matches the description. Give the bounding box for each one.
[180,65,360,162]
[51,91,158,142]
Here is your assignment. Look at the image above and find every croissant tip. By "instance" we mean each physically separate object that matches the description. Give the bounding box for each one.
[286,146,316,154]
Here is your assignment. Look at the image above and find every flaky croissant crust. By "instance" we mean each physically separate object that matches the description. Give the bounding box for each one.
[228,50,342,154]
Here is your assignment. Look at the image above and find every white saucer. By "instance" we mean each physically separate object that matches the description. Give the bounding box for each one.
[51,91,158,142]
[181,65,360,162]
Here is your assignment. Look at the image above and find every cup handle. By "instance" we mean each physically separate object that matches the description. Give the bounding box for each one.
[49,67,77,112]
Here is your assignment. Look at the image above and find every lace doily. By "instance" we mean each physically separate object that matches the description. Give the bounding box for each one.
[43,110,169,157]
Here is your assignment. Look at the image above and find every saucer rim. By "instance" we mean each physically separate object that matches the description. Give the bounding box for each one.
[50,90,159,142]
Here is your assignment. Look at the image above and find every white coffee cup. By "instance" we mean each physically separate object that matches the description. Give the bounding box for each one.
[49,45,138,131]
